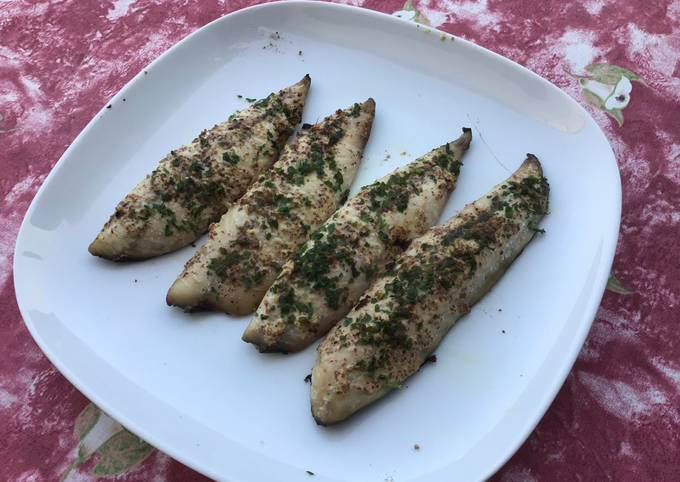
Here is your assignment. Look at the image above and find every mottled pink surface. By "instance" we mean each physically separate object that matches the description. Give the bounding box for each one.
[1,1,678,480]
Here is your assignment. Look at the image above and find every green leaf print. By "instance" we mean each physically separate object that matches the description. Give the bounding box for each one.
[580,88,605,110]
[585,63,644,85]
[571,63,645,127]
[74,403,101,441]
[606,273,633,295]
[93,429,154,476]
[62,404,157,481]
[60,403,103,481]
[606,108,624,127]
[402,0,429,25]
[403,0,416,12]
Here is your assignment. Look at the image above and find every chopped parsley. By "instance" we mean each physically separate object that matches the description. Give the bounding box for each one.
[501,176,549,215]
[367,173,413,212]
[348,103,361,117]
[222,151,240,165]
[207,248,245,279]
[278,287,314,321]
[207,246,266,288]
[433,152,463,175]
[274,194,295,215]
[346,172,548,378]
[198,130,209,148]
[350,313,413,349]
[283,223,362,311]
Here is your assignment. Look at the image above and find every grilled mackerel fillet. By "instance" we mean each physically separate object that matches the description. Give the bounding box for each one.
[243,129,473,352]
[311,155,549,425]
[167,99,376,315]
[89,75,311,260]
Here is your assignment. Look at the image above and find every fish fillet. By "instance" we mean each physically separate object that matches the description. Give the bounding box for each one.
[167,99,376,315]
[311,155,549,425]
[89,75,311,260]
[243,129,473,352]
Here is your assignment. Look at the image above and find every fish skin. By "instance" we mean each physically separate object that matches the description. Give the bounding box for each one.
[311,155,549,425]
[243,129,473,353]
[167,99,376,315]
[89,75,311,261]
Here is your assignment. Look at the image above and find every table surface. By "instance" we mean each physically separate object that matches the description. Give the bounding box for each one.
[1,1,678,480]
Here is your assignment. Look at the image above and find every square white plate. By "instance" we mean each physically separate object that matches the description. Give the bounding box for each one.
[14,2,620,481]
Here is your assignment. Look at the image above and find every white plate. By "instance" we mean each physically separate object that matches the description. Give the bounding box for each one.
[14,2,620,481]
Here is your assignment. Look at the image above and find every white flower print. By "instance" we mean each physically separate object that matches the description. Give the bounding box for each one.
[392,0,429,25]
[604,76,632,110]
[392,9,417,21]
[572,63,644,127]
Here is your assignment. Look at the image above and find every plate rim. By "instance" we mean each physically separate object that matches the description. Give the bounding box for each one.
[13,1,622,481]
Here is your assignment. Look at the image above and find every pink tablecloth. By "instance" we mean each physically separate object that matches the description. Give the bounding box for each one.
[1,1,678,480]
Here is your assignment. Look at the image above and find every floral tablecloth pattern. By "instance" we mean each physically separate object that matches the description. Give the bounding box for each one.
[1,1,678,480]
